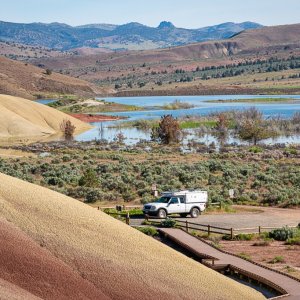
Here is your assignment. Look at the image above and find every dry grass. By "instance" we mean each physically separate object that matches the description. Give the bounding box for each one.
[0,94,92,140]
[0,172,264,300]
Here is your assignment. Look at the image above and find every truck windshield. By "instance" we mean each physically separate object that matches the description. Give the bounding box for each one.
[154,197,171,204]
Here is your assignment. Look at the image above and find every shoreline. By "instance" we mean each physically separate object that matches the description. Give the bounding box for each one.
[97,87,300,98]
[70,113,125,122]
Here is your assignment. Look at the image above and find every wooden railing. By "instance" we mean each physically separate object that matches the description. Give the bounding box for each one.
[144,217,299,239]
[100,205,298,239]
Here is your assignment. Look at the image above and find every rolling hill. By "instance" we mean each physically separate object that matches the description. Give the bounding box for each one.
[0,56,99,99]
[0,94,92,140]
[0,172,264,300]
[0,40,74,61]
[0,20,262,51]
[33,23,300,94]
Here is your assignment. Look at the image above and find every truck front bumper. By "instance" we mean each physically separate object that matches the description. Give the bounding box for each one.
[142,210,158,216]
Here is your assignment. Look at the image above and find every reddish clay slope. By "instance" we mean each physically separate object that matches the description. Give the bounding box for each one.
[0,218,110,300]
[0,278,42,300]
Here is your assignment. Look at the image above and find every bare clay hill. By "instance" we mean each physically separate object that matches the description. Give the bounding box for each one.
[0,94,92,140]
[0,172,265,300]
[0,56,98,99]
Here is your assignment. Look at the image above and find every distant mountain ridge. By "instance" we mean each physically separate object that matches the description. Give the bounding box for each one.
[0,20,262,50]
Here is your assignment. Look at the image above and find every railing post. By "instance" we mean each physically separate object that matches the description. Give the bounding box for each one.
[230,228,234,240]
[185,220,189,232]
[259,226,261,235]
[126,213,130,225]
[208,225,211,236]
[145,214,149,222]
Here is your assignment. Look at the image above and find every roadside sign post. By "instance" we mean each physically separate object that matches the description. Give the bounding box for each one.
[152,184,158,197]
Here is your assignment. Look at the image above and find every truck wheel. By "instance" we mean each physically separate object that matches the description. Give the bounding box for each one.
[157,209,167,219]
[180,213,188,218]
[190,208,200,218]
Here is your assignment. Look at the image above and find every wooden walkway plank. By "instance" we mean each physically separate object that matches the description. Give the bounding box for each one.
[159,228,300,299]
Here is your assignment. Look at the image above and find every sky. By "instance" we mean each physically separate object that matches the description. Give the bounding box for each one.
[0,0,299,28]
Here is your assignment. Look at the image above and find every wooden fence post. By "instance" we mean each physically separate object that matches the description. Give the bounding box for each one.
[230,228,234,240]
[259,226,261,235]
[208,225,211,236]
[185,221,189,232]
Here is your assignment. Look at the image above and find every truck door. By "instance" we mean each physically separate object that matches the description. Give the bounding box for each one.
[178,196,186,213]
[167,197,181,214]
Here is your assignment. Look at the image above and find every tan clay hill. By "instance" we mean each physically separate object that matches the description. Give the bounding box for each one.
[0,172,265,300]
[0,94,92,139]
[0,55,99,99]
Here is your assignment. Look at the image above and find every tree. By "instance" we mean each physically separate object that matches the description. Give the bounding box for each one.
[60,119,76,140]
[79,168,99,188]
[237,108,275,145]
[151,115,182,144]
[216,113,229,132]
[114,132,125,144]
[214,113,230,148]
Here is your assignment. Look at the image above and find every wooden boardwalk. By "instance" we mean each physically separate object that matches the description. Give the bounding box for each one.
[159,228,300,300]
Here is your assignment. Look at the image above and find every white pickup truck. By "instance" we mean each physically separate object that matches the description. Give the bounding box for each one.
[143,190,208,219]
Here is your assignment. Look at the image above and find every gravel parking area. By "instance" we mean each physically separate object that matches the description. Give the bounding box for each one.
[133,206,300,230]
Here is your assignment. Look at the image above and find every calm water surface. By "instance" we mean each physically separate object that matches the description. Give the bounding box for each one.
[37,95,300,145]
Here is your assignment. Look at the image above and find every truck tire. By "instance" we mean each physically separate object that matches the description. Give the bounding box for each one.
[190,207,200,218]
[180,213,188,218]
[157,209,167,219]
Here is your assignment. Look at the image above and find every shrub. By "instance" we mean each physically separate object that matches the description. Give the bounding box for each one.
[234,233,256,241]
[47,177,64,187]
[269,256,285,264]
[269,227,297,241]
[286,237,300,245]
[62,155,71,162]
[160,218,177,228]
[238,252,251,260]
[122,190,136,202]
[85,189,102,203]
[249,146,263,153]
[45,69,52,75]
[136,227,158,236]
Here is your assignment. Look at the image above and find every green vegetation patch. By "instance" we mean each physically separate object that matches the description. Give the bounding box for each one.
[136,226,159,236]
[206,98,297,103]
